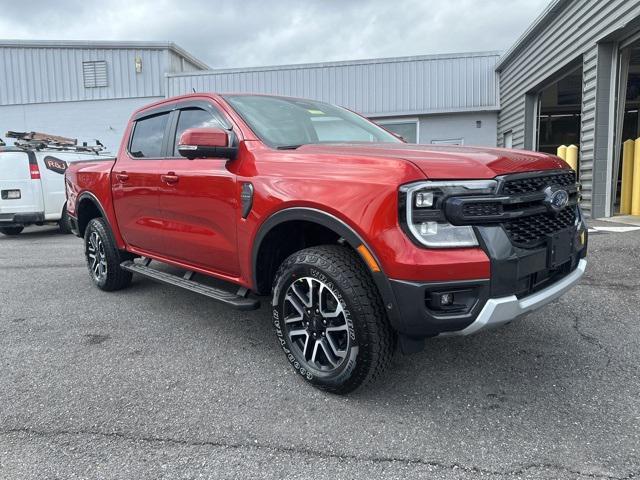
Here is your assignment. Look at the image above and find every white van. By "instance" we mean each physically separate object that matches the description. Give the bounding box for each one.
[0,146,112,236]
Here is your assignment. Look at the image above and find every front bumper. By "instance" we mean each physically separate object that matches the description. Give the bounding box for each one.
[387,220,587,349]
[441,259,586,336]
[0,212,45,227]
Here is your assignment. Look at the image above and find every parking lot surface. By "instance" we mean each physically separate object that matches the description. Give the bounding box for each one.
[1,225,639,479]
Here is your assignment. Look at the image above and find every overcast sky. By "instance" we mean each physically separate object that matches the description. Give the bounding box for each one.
[0,0,551,69]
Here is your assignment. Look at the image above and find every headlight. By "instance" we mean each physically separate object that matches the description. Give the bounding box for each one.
[399,180,497,248]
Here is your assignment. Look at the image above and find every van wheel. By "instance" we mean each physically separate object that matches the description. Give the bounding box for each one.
[84,217,132,291]
[0,226,24,236]
[271,245,395,394]
[58,206,72,234]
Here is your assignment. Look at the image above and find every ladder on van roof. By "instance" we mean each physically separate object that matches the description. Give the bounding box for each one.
[5,131,106,154]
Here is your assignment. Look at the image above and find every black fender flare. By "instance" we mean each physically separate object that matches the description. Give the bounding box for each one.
[251,207,400,325]
[75,192,109,237]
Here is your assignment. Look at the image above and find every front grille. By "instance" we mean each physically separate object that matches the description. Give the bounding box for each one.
[501,171,576,195]
[443,170,580,249]
[462,202,502,217]
[502,207,577,247]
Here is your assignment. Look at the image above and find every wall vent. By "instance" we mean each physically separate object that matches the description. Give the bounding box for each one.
[82,61,108,88]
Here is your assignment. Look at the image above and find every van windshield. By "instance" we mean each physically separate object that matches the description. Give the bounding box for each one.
[224,95,402,149]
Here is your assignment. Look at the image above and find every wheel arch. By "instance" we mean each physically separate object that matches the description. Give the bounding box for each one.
[76,192,108,238]
[251,207,400,325]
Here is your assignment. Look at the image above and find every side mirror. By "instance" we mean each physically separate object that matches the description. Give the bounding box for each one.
[178,127,238,160]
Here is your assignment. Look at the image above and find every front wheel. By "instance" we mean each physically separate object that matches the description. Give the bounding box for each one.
[272,245,395,394]
[84,217,132,291]
[0,226,24,236]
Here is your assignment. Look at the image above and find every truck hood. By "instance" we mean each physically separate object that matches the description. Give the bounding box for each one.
[294,143,568,179]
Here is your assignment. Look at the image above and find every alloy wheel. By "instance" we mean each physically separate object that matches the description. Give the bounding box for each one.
[283,277,351,372]
[87,231,108,281]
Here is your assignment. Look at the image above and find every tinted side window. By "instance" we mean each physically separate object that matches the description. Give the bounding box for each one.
[129,113,170,158]
[173,108,224,156]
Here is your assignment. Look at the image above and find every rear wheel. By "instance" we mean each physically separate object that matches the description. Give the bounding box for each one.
[0,226,24,236]
[272,245,395,394]
[84,217,132,291]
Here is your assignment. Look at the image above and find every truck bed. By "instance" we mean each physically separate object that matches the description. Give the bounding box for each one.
[64,157,116,232]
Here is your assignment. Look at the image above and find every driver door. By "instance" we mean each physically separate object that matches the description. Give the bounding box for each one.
[154,104,240,277]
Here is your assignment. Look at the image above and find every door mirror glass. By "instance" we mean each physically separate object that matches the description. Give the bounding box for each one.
[178,127,237,160]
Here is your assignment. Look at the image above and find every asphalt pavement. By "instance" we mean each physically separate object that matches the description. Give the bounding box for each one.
[0,224,638,479]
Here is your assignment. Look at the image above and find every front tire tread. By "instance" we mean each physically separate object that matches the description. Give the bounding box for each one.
[273,245,395,394]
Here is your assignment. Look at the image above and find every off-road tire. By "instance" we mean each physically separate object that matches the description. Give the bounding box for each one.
[272,245,395,394]
[84,217,132,291]
[0,226,24,236]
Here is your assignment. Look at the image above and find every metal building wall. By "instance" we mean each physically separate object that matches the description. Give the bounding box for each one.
[0,42,208,106]
[496,0,640,218]
[0,46,164,104]
[168,50,203,73]
[166,52,501,117]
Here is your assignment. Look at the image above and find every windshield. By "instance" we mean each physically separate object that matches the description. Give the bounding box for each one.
[224,95,402,148]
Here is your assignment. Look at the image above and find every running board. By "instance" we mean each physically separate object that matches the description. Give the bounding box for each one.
[120,260,260,311]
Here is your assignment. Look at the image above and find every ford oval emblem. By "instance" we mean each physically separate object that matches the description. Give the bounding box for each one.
[544,186,569,212]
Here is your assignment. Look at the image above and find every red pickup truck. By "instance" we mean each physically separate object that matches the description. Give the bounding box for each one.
[65,93,588,393]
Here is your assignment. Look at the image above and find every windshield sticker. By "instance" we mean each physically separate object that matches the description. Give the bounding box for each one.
[307,109,325,115]
[43,156,68,175]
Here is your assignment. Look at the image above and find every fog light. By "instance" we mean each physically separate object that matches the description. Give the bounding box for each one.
[440,293,454,306]
[419,221,438,236]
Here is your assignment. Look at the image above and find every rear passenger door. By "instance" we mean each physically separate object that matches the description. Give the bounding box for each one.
[112,111,172,255]
[154,103,240,277]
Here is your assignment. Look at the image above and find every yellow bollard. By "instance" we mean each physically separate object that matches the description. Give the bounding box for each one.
[566,145,578,171]
[556,145,567,161]
[633,139,640,216]
[620,139,635,215]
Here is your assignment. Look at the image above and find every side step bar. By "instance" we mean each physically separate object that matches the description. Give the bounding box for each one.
[120,260,260,311]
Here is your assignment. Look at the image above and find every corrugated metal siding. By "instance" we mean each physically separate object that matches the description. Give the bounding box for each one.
[579,48,598,213]
[497,0,640,217]
[168,51,202,73]
[166,53,501,117]
[0,45,205,105]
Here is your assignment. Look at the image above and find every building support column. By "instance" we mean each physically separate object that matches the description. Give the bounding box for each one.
[590,42,617,218]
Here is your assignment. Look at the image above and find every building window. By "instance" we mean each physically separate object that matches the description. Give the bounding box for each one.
[504,130,513,148]
[82,61,108,88]
[375,118,419,143]
[431,138,464,146]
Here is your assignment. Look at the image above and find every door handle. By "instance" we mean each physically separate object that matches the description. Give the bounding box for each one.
[161,173,179,185]
[115,172,129,182]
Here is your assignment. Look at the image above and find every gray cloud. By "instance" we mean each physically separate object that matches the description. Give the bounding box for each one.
[0,0,551,68]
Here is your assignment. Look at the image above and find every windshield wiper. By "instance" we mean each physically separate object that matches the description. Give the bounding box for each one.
[276,144,303,150]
